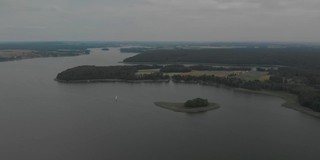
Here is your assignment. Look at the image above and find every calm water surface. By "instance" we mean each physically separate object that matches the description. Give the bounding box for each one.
[0,48,320,160]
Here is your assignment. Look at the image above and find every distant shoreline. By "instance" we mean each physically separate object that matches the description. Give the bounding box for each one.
[0,50,89,62]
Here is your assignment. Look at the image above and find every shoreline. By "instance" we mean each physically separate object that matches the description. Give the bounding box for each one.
[55,78,170,83]
[234,88,320,118]
[0,53,86,63]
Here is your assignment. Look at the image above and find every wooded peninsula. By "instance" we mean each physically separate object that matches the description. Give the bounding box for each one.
[55,65,169,82]
[56,47,320,117]
[123,48,320,114]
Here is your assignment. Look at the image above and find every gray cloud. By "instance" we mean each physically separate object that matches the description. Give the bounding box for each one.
[0,0,319,42]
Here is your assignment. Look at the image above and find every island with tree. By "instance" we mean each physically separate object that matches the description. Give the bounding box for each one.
[154,98,220,113]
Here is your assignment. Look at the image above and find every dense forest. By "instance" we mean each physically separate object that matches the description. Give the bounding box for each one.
[56,65,169,81]
[124,48,320,68]
[57,64,250,82]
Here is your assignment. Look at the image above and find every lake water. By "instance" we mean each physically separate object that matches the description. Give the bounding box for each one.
[0,48,320,160]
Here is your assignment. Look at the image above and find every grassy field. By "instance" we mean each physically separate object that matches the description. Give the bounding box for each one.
[136,69,160,75]
[137,69,269,81]
[0,50,38,59]
[180,70,270,81]
[237,71,270,81]
[177,70,244,77]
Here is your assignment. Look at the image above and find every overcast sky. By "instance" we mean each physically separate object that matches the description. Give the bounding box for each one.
[0,0,319,42]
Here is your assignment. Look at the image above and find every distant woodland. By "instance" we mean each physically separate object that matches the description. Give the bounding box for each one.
[0,42,112,61]
[120,47,153,53]
[56,65,169,81]
[124,48,320,68]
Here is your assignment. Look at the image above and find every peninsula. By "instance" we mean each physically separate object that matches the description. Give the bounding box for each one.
[55,65,169,83]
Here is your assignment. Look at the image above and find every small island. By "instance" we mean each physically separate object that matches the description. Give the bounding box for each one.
[154,98,220,113]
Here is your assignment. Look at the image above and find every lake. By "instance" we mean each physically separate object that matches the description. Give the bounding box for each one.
[0,48,320,160]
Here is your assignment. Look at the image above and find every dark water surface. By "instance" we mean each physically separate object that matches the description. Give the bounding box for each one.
[0,48,320,160]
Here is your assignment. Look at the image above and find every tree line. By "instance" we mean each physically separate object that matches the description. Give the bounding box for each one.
[124,48,320,68]
[56,65,169,81]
